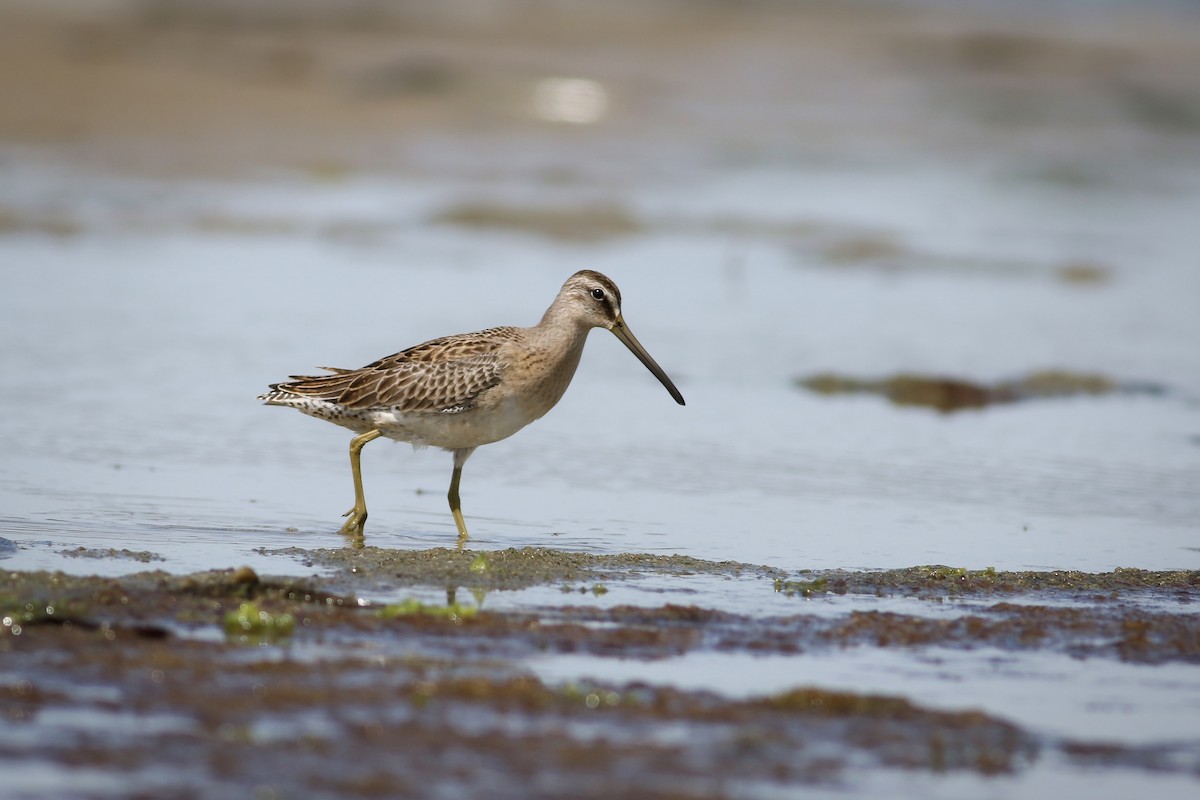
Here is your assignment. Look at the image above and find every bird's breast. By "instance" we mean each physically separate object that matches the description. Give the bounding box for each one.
[501,336,586,423]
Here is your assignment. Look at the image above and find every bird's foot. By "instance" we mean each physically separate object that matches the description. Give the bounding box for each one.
[451,507,470,551]
[338,506,368,538]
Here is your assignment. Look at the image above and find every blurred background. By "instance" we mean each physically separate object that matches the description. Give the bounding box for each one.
[1,0,1198,572]
[4,0,1200,176]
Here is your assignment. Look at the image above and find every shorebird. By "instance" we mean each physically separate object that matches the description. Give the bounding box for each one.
[259,270,685,544]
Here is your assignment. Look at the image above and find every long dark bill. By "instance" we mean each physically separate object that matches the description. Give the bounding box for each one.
[610,315,686,406]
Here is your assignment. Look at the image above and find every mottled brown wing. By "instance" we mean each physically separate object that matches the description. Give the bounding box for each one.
[362,327,520,367]
[344,354,501,412]
[271,328,517,413]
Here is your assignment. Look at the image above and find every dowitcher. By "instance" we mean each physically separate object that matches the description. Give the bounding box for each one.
[259,270,684,543]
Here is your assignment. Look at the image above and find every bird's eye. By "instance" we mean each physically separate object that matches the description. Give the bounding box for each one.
[590,288,605,300]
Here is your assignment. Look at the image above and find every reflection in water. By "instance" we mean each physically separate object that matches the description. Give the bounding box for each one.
[532,77,609,124]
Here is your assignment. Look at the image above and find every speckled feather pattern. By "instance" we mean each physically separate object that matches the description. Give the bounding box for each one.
[262,327,520,413]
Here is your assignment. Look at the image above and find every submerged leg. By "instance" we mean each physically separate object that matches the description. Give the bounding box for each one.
[448,447,476,546]
[339,429,382,537]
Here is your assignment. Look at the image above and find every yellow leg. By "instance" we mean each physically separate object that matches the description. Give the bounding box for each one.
[448,448,475,548]
[339,429,382,537]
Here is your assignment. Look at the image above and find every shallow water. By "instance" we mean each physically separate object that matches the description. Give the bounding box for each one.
[532,646,1200,739]
[2,156,1198,576]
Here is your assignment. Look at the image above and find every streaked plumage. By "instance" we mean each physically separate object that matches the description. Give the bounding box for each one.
[259,270,684,543]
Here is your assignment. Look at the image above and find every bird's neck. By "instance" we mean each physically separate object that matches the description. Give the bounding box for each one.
[512,314,592,419]
[529,310,591,362]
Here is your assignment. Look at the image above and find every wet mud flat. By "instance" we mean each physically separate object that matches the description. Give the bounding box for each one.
[3,552,1198,798]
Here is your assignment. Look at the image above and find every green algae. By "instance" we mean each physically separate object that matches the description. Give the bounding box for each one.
[377,598,478,621]
[774,576,830,597]
[222,601,296,642]
[1,595,88,634]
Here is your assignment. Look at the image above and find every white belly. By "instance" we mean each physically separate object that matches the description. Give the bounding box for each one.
[367,396,534,451]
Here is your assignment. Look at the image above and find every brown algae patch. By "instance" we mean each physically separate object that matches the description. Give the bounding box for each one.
[0,207,81,237]
[261,545,784,592]
[3,564,1200,793]
[432,202,643,242]
[0,568,354,636]
[552,591,1200,665]
[793,223,1117,284]
[797,370,1161,412]
[1057,260,1111,284]
[58,546,165,563]
[820,232,907,266]
[807,606,1200,664]
[830,565,1200,596]
[0,624,1036,794]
